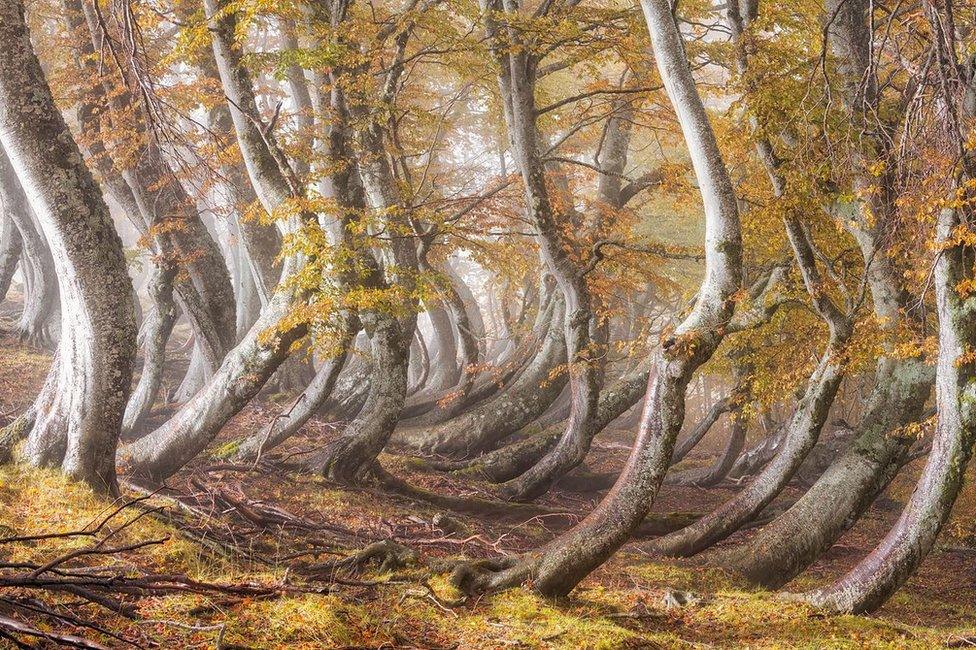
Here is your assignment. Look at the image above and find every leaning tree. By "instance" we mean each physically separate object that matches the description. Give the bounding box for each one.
[0,0,136,493]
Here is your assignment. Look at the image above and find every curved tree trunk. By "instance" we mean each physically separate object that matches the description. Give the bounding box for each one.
[71,0,236,374]
[715,0,933,589]
[647,216,851,557]
[394,293,567,456]
[803,197,976,614]
[671,393,735,464]
[445,259,486,358]
[0,151,58,347]
[723,357,932,587]
[401,263,482,424]
[479,0,604,502]
[119,0,321,482]
[797,13,976,611]
[726,422,783,480]
[451,0,742,597]
[0,0,136,492]
[666,406,748,487]
[0,210,22,302]
[309,313,408,482]
[233,314,359,461]
[122,261,179,435]
[419,303,460,393]
[469,363,653,483]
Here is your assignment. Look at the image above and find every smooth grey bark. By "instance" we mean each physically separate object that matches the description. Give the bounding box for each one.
[401,262,483,424]
[798,13,976,614]
[451,0,742,596]
[726,423,783,480]
[72,0,236,374]
[60,0,180,421]
[804,196,975,614]
[119,0,319,482]
[716,0,934,588]
[453,362,653,483]
[724,359,932,587]
[419,303,460,393]
[647,215,851,557]
[0,210,22,302]
[0,0,136,492]
[122,262,179,435]
[233,314,359,461]
[304,1,422,481]
[481,0,605,501]
[395,293,568,457]
[670,394,734,465]
[446,259,487,358]
[0,149,58,347]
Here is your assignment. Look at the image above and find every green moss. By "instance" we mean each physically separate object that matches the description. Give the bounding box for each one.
[210,439,241,459]
[449,589,640,649]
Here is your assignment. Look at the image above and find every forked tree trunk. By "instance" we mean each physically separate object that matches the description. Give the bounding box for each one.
[799,22,976,613]
[715,0,933,587]
[451,0,741,596]
[309,313,408,482]
[0,0,136,492]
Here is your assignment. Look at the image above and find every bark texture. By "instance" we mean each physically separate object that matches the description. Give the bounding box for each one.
[0,0,136,492]
[451,0,741,596]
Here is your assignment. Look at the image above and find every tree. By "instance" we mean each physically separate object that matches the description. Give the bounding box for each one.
[0,0,136,492]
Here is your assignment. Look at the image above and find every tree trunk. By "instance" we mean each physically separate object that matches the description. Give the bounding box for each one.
[471,363,652,483]
[715,0,933,589]
[233,314,359,461]
[798,16,976,611]
[647,213,851,557]
[0,151,58,347]
[723,357,932,587]
[118,0,322,482]
[0,0,136,492]
[671,393,734,464]
[480,0,604,502]
[401,263,482,424]
[122,260,179,435]
[72,0,236,373]
[308,313,408,482]
[394,293,567,456]
[666,406,747,487]
[451,0,741,597]
[802,203,976,614]
[0,210,22,302]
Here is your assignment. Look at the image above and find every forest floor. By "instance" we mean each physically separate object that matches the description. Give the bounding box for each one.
[1,329,976,649]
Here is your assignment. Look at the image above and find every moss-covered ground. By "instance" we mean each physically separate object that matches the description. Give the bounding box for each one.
[1,333,974,649]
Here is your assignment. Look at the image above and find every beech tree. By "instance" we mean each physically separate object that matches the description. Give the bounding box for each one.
[1,0,975,638]
[0,0,136,493]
